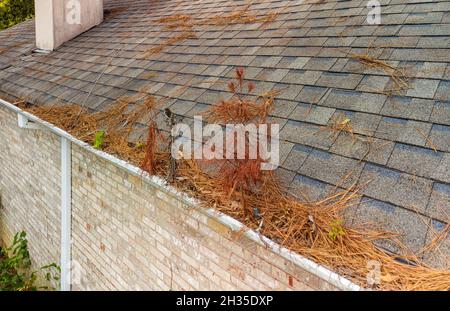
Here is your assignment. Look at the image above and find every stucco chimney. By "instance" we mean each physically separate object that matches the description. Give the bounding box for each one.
[35,0,104,51]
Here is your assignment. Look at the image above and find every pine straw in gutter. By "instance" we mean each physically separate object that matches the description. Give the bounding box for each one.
[25,93,160,165]
[171,160,450,291]
[21,78,450,291]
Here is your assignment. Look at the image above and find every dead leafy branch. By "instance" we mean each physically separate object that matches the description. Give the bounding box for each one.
[203,68,277,215]
[141,121,159,175]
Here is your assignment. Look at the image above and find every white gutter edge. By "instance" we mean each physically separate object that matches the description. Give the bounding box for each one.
[0,98,362,291]
[211,211,361,291]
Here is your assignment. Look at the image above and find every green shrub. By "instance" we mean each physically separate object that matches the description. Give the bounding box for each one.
[0,231,60,291]
[0,0,35,31]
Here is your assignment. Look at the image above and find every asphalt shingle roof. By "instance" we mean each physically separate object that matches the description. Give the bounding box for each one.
[0,0,449,268]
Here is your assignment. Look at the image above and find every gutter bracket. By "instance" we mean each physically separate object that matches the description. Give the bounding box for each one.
[17,113,42,130]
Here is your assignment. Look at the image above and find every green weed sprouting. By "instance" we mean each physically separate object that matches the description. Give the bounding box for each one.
[93,130,105,149]
[0,231,60,291]
[328,220,346,241]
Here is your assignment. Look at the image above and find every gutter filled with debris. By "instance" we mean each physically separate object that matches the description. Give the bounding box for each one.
[0,96,360,291]
[1,67,449,290]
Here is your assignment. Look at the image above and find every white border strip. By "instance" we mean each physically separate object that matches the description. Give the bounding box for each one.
[0,98,361,291]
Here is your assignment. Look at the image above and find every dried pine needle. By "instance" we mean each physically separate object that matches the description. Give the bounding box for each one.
[349,51,410,96]
[143,5,279,57]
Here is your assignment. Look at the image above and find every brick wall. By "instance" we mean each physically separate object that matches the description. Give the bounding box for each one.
[0,106,61,272]
[0,105,350,291]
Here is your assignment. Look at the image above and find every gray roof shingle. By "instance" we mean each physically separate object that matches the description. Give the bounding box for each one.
[0,0,449,268]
